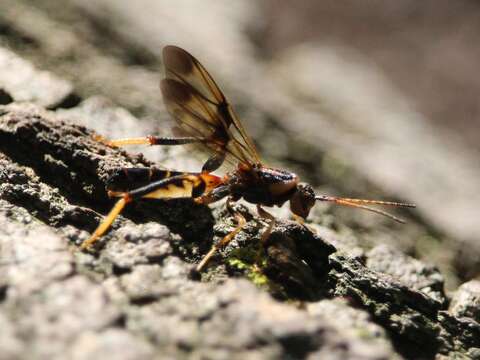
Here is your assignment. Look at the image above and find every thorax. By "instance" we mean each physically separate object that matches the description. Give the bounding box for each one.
[227,164,299,207]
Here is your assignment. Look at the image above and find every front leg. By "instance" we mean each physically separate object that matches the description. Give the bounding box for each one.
[257,205,276,244]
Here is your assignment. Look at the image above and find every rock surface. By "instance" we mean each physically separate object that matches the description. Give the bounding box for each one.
[0,47,75,108]
[0,95,478,359]
[0,2,479,359]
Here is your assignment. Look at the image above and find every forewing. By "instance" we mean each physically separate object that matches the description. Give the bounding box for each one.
[161,45,261,167]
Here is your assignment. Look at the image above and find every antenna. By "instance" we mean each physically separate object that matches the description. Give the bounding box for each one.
[315,195,416,223]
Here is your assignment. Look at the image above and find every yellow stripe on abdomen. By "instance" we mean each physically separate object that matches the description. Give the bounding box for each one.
[143,179,194,199]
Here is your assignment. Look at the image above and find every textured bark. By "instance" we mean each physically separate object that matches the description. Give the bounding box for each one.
[0,101,478,359]
[1,2,479,359]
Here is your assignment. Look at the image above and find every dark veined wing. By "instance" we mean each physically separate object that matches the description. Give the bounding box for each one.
[160,45,261,170]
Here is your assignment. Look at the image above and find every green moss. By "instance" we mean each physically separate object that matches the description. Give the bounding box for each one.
[227,245,269,288]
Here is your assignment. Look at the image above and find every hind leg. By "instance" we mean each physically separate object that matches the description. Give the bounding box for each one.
[97,135,197,147]
[80,195,131,250]
[81,174,207,250]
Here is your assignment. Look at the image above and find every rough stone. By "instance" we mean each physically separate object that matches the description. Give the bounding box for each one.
[67,329,155,360]
[328,252,480,357]
[0,47,74,108]
[449,280,480,322]
[307,299,400,360]
[120,264,174,301]
[101,223,174,271]
[0,5,478,357]
[0,201,74,299]
[0,312,23,360]
[0,94,477,360]
[366,244,446,306]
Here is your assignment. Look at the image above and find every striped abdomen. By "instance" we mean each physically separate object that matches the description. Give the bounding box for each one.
[107,167,222,200]
[106,167,185,192]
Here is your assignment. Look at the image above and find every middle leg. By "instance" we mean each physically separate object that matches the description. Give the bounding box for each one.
[196,198,247,272]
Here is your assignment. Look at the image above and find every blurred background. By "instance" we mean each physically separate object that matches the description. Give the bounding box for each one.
[0,0,479,289]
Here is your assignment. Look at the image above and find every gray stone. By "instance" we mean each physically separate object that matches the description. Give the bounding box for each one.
[67,329,154,360]
[102,223,173,270]
[120,264,175,301]
[0,100,476,359]
[0,312,23,360]
[307,299,399,359]
[449,280,480,322]
[0,6,478,357]
[0,203,74,299]
[367,244,446,305]
[0,47,74,108]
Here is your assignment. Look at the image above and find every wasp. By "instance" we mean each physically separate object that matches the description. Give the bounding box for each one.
[81,46,415,271]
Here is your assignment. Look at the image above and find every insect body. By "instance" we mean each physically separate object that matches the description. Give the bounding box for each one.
[81,46,415,271]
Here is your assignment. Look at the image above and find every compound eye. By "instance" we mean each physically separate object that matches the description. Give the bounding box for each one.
[290,183,316,219]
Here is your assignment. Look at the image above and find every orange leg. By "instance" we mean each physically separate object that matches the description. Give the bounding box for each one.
[81,174,208,250]
[96,135,197,148]
[292,214,305,225]
[196,199,246,272]
[80,195,131,249]
[292,213,318,235]
[256,205,276,244]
